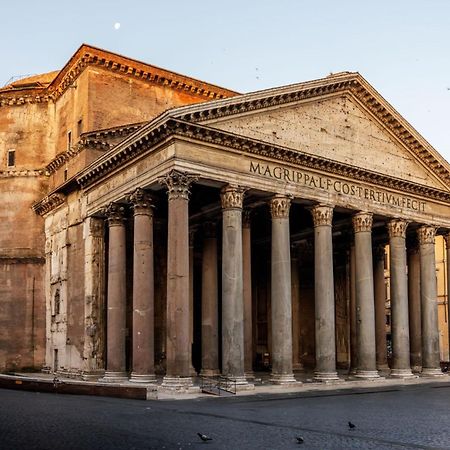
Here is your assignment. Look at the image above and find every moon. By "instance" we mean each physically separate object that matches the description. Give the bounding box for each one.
[114,22,121,30]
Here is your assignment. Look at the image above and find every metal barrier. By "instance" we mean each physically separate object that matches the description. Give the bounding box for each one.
[200,376,237,396]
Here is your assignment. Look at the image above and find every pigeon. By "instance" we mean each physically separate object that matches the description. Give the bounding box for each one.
[348,421,356,429]
[197,433,212,442]
[296,436,304,444]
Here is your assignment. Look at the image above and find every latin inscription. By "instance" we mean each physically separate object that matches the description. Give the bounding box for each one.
[249,161,426,212]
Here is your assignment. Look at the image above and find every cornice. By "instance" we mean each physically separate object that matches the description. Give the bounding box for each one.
[32,193,66,216]
[76,118,450,204]
[0,169,44,178]
[0,44,237,107]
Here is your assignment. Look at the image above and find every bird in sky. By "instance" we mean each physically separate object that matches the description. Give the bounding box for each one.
[197,433,213,442]
[348,421,356,429]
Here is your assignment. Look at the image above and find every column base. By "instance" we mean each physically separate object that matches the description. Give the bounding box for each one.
[129,373,157,383]
[390,368,416,378]
[81,370,105,381]
[99,371,128,383]
[200,369,220,377]
[355,369,380,379]
[269,373,299,385]
[224,375,255,391]
[161,376,197,392]
[313,371,340,382]
[421,368,444,377]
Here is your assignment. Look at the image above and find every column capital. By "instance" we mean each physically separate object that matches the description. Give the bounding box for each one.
[310,204,333,227]
[352,211,373,233]
[242,209,252,228]
[417,225,436,245]
[269,194,292,219]
[221,185,246,210]
[128,188,154,216]
[387,219,408,238]
[158,169,198,200]
[104,203,126,227]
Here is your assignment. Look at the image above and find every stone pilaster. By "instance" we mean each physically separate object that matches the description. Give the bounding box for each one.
[159,170,198,391]
[407,240,422,373]
[242,209,254,380]
[310,204,339,381]
[200,222,219,377]
[418,226,442,376]
[353,212,379,379]
[269,195,296,384]
[221,186,252,389]
[373,244,388,371]
[388,219,414,378]
[129,189,156,383]
[102,203,128,382]
[82,217,105,380]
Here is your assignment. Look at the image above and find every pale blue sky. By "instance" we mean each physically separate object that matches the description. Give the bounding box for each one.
[2,0,449,161]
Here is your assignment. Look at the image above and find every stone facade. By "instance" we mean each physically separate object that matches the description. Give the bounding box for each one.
[2,45,450,384]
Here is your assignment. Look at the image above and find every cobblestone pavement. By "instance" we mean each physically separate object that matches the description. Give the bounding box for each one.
[1,382,449,449]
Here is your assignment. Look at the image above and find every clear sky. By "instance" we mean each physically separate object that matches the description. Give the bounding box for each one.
[2,0,449,161]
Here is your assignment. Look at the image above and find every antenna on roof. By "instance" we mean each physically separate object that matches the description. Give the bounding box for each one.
[2,74,37,87]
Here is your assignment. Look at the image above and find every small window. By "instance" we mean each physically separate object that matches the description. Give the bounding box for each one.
[67,130,72,150]
[54,289,60,315]
[7,149,15,167]
[77,119,83,137]
[63,169,68,182]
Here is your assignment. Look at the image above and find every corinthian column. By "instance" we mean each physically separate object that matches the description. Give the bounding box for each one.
[388,219,413,377]
[200,222,219,376]
[159,170,198,390]
[407,240,422,373]
[270,195,296,384]
[129,189,156,383]
[221,186,250,388]
[310,204,339,381]
[242,209,254,379]
[418,226,442,376]
[102,203,128,382]
[353,212,378,378]
[374,244,389,371]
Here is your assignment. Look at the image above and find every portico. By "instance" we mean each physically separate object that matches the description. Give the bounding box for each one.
[38,72,450,388]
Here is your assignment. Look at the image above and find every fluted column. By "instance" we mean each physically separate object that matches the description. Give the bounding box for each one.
[388,219,413,377]
[242,209,254,379]
[418,226,442,376]
[310,204,339,381]
[200,222,219,376]
[374,244,388,371]
[270,195,296,384]
[129,189,156,383]
[353,212,378,378]
[159,170,198,390]
[407,241,422,373]
[102,203,128,382]
[221,186,250,387]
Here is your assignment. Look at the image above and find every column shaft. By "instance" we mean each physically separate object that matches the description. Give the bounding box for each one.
[201,223,219,376]
[353,212,378,378]
[270,196,296,384]
[419,226,442,375]
[374,245,388,370]
[311,205,338,381]
[243,211,254,379]
[129,189,155,383]
[388,220,413,377]
[408,244,422,372]
[103,204,127,382]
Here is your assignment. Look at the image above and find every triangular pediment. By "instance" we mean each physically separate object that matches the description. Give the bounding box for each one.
[169,73,450,192]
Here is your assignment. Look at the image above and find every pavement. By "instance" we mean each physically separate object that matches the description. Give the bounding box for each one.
[1,379,450,449]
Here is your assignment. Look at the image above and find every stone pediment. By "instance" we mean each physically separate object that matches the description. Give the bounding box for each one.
[171,72,450,192]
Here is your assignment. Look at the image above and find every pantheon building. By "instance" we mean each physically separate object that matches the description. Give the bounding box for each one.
[1,45,449,390]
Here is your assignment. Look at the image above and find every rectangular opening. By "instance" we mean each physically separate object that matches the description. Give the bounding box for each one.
[77,119,83,137]
[67,130,72,150]
[7,149,15,167]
